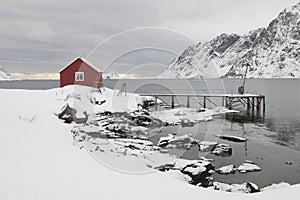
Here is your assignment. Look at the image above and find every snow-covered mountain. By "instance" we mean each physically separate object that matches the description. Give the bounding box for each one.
[0,66,15,80]
[102,73,122,79]
[158,2,300,79]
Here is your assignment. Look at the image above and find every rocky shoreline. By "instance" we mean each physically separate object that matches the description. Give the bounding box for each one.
[58,102,266,193]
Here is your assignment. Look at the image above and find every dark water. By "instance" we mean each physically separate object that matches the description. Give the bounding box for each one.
[1,79,300,187]
[0,80,59,90]
[104,79,300,187]
[104,79,300,136]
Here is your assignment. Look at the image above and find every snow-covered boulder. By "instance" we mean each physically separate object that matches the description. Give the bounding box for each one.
[237,162,262,173]
[198,141,218,152]
[216,165,236,174]
[158,134,196,148]
[181,160,215,186]
[213,182,260,193]
[58,104,88,124]
[212,143,232,157]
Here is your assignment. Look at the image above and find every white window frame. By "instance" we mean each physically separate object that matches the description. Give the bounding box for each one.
[75,72,84,81]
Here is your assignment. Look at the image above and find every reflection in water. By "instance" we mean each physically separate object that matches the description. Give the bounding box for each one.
[150,113,300,187]
[225,112,300,150]
[226,111,265,124]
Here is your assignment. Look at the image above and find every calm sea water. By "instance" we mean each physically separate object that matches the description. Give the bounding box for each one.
[1,79,299,144]
[1,79,300,187]
[104,79,300,135]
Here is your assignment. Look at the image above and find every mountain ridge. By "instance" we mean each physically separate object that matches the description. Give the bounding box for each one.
[158,2,300,79]
[0,66,15,80]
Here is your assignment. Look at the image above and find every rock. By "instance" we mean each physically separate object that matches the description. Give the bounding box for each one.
[130,110,152,126]
[103,111,112,116]
[213,181,260,193]
[155,163,175,172]
[216,135,247,142]
[284,161,293,165]
[158,134,196,148]
[244,160,255,164]
[112,139,156,154]
[106,123,127,134]
[181,160,215,186]
[58,104,76,123]
[237,163,262,173]
[212,143,232,157]
[58,104,88,124]
[197,177,214,187]
[90,97,106,105]
[181,118,195,127]
[246,182,260,193]
[216,164,236,174]
[156,158,215,186]
[198,141,218,152]
[73,111,88,124]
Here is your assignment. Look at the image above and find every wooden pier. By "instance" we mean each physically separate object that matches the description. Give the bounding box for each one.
[139,93,265,112]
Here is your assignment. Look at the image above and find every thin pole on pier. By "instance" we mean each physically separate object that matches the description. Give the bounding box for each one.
[171,95,175,109]
[203,96,207,108]
[187,96,190,108]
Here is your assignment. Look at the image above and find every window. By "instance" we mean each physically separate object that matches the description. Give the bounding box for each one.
[75,72,84,81]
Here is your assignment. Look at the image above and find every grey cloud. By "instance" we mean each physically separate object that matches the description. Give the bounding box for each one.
[0,0,299,77]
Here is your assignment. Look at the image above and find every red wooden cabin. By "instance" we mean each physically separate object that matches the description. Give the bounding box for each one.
[59,57,102,88]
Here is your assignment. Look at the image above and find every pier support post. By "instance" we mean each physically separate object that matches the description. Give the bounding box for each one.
[252,97,255,112]
[203,97,206,108]
[187,96,190,108]
[256,97,261,111]
[222,97,225,107]
[247,97,250,110]
[171,96,174,109]
[262,96,266,113]
[155,96,158,111]
[227,97,232,110]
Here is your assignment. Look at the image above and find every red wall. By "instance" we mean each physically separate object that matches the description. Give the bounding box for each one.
[60,58,102,88]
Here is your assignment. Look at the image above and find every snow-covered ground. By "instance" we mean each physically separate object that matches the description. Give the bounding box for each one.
[0,85,300,199]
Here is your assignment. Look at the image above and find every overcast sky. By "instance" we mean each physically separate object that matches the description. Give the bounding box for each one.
[0,0,299,79]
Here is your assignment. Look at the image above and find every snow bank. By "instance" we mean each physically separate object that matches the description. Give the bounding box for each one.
[0,86,300,199]
[60,85,142,114]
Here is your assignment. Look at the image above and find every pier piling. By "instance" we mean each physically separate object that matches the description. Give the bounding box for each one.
[140,93,265,113]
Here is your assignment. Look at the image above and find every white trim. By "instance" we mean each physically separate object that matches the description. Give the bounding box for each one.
[59,57,101,73]
[75,71,84,81]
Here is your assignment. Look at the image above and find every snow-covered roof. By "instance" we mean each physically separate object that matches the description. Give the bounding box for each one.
[59,57,101,73]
